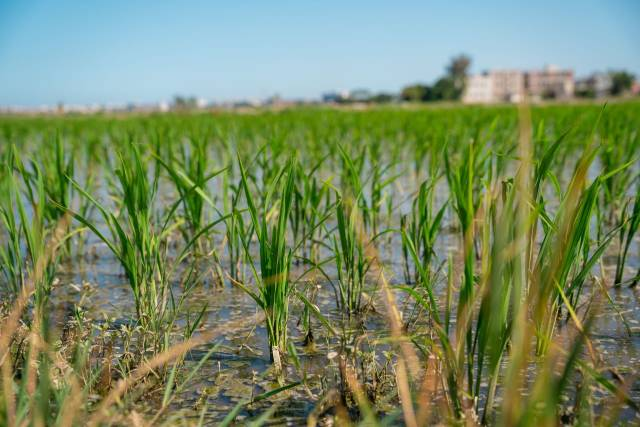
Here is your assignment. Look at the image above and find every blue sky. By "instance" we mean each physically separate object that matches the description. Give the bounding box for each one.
[1,0,639,106]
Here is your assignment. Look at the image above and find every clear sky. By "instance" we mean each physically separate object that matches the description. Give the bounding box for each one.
[1,0,639,106]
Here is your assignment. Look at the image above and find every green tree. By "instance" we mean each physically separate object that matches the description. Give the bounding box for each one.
[401,84,430,102]
[446,54,472,99]
[432,77,458,101]
[609,70,635,95]
[172,95,198,110]
[370,93,394,103]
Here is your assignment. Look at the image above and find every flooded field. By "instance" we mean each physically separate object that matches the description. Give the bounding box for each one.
[1,103,640,425]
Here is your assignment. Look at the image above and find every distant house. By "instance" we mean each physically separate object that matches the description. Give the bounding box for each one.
[463,65,574,104]
[492,70,526,103]
[322,91,350,103]
[463,70,524,103]
[576,72,613,98]
[463,73,494,103]
[525,65,574,101]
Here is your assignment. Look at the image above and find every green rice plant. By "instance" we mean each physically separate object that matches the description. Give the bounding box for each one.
[444,140,486,398]
[221,169,249,282]
[368,152,401,237]
[235,155,296,365]
[332,197,375,317]
[399,228,459,416]
[473,178,521,422]
[289,159,332,263]
[400,177,447,285]
[531,147,628,355]
[614,175,640,286]
[399,172,511,420]
[598,120,637,224]
[0,149,70,316]
[154,136,226,244]
[338,144,369,225]
[36,135,75,224]
[154,141,228,286]
[60,143,209,353]
[0,154,26,297]
[337,144,400,236]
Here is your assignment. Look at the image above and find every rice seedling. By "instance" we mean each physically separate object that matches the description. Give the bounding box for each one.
[614,175,640,286]
[236,155,296,367]
[221,168,249,282]
[0,148,76,316]
[400,176,447,285]
[61,143,219,353]
[444,140,486,399]
[530,145,631,355]
[331,197,375,317]
[154,135,226,245]
[289,158,332,263]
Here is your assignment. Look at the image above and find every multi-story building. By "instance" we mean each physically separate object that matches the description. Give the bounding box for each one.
[463,65,574,103]
[525,65,574,100]
[491,70,525,102]
[462,73,494,103]
[463,70,524,103]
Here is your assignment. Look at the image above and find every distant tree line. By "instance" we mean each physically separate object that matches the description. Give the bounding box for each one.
[330,54,471,104]
[172,96,199,110]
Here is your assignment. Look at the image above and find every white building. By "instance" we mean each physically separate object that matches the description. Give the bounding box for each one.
[463,73,494,103]
[463,70,524,103]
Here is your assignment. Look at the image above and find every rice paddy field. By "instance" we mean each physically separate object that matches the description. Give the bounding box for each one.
[1,101,639,426]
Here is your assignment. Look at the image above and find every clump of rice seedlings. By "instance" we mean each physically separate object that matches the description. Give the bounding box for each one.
[289,159,332,263]
[614,177,640,286]
[337,144,399,236]
[0,153,27,297]
[337,145,369,227]
[0,149,72,315]
[36,135,75,224]
[155,135,225,245]
[444,140,486,398]
[154,137,229,285]
[598,121,637,223]
[334,198,373,317]
[221,168,249,282]
[395,113,636,423]
[64,144,183,353]
[368,147,401,237]
[400,176,447,285]
[236,155,296,367]
[531,143,628,355]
